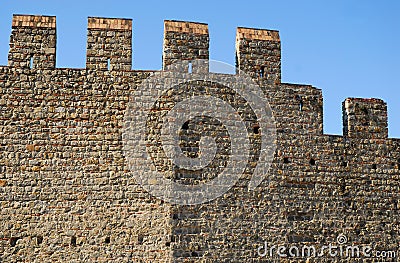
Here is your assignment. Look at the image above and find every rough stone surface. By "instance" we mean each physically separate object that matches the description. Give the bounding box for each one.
[236,27,281,84]
[163,20,209,70]
[8,15,56,69]
[86,17,132,71]
[0,14,399,263]
[343,98,388,139]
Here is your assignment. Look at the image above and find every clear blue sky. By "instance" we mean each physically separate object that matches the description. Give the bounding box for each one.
[0,1,399,137]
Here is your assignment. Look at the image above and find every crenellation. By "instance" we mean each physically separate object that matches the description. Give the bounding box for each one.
[236,27,281,84]
[268,83,324,135]
[163,20,209,71]
[343,97,388,139]
[0,14,399,263]
[86,17,132,71]
[8,14,56,69]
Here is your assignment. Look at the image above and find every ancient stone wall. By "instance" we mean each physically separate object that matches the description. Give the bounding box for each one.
[86,17,132,71]
[236,27,281,84]
[343,98,388,139]
[0,14,399,263]
[163,20,209,71]
[8,15,56,69]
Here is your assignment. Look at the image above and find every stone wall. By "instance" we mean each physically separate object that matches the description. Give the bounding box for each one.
[0,14,399,263]
[86,17,132,71]
[0,65,173,262]
[163,20,209,71]
[343,98,388,139]
[8,15,56,69]
[236,27,281,84]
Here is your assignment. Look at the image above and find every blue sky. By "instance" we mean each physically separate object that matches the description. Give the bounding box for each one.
[0,1,399,137]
